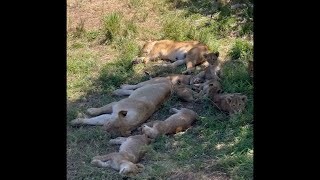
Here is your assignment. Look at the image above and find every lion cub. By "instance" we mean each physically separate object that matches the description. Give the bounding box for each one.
[212,93,247,114]
[197,79,222,96]
[173,84,195,102]
[139,40,205,64]
[91,134,151,176]
[141,108,199,139]
[190,64,221,85]
[185,46,220,74]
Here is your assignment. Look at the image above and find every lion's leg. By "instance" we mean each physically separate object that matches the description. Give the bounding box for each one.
[112,89,134,96]
[169,108,180,114]
[186,59,195,70]
[143,56,151,64]
[201,61,210,68]
[91,159,112,168]
[120,84,139,90]
[137,121,160,131]
[182,59,196,74]
[141,124,155,137]
[109,137,128,145]
[70,114,112,126]
[86,102,116,116]
[120,81,149,90]
[160,59,186,68]
[92,153,118,161]
[132,57,145,64]
[146,120,161,127]
[172,59,186,67]
[190,71,205,84]
[143,50,160,64]
[91,153,118,168]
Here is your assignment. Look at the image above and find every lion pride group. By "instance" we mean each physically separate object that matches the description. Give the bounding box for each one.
[70,39,252,176]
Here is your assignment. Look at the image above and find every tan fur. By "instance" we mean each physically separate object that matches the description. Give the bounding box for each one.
[190,64,221,85]
[141,108,199,139]
[158,47,220,71]
[200,79,222,95]
[184,48,219,74]
[212,93,247,114]
[136,40,219,72]
[141,40,205,64]
[116,74,195,102]
[117,74,192,93]
[91,135,151,176]
[173,84,194,102]
[70,80,173,136]
[193,79,222,100]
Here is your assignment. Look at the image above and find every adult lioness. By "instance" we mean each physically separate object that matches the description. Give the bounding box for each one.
[134,39,219,73]
[139,40,205,64]
[141,108,199,139]
[91,134,151,176]
[113,74,195,102]
[113,74,192,95]
[70,80,173,136]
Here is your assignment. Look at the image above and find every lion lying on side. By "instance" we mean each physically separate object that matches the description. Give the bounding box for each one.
[70,80,173,136]
[114,74,192,93]
[141,108,199,139]
[113,74,196,102]
[91,134,151,176]
[137,40,205,64]
[134,40,219,72]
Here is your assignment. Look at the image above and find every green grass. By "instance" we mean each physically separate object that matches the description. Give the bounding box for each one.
[228,39,253,61]
[67,0,253,179]
[100,12,138,45]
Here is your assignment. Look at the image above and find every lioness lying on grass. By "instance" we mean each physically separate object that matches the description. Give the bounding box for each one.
[113,74,196,102]
[70,80,173,136]
[91,134,151,176]
[133,39,219,72]
[113,74,192,95]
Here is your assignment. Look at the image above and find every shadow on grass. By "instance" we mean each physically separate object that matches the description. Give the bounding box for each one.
[170,0,253,38]
[67,53,253,180]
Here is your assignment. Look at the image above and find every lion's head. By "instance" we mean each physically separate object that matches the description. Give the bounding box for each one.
[214,93,247,114]
[203,51,219,65]
[103,110,131,136]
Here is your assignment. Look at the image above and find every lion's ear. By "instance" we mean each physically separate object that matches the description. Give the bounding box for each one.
[118,110,128,118]
[136,163,145,172]
[215,52,219,57]
[226,97,232,104]
[241,95,247,103]
[203,53,208,58]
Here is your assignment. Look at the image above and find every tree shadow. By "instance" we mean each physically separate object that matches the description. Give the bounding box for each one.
[170,0,253,38]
